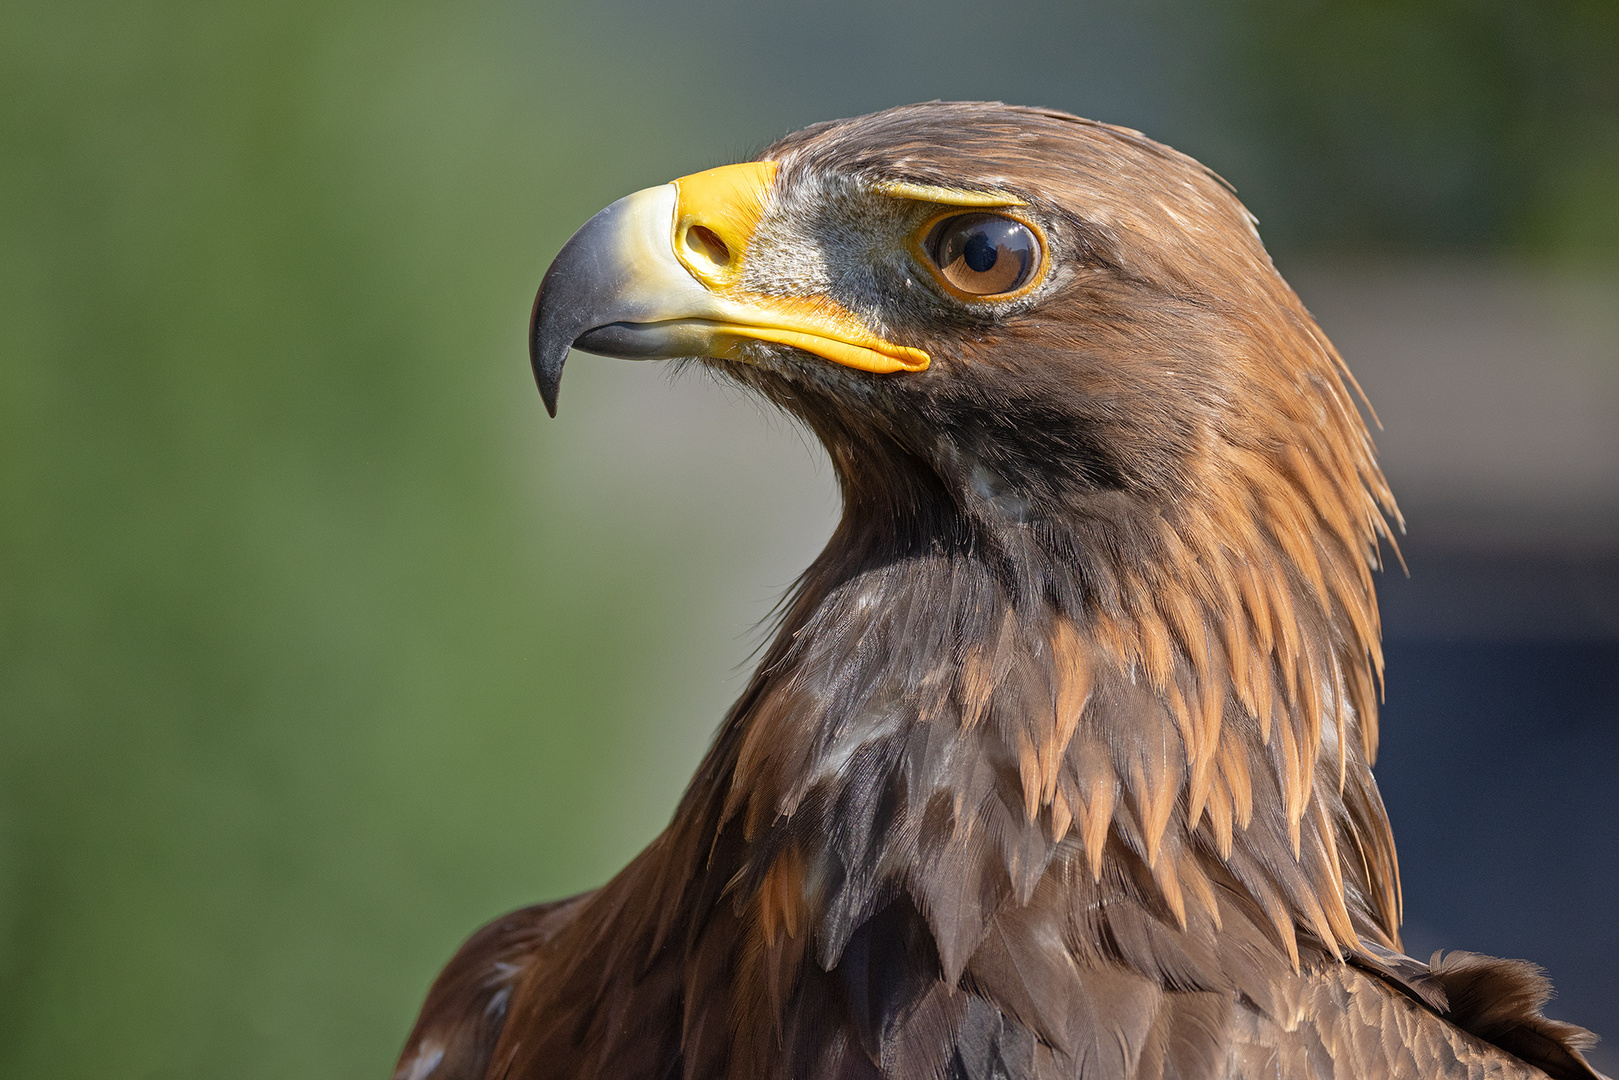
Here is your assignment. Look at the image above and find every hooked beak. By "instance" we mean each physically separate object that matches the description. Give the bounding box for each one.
[528,161,929,416]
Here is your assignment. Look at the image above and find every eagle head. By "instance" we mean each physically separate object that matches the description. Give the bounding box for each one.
[534,101,1393,542]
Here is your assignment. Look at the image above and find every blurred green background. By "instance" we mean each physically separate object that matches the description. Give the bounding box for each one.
[1,2,1615,1077]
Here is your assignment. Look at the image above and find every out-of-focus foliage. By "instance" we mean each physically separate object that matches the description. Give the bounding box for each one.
[1215,0,1619,257]
[0,1,1613,1077]
[0,2,754,1075]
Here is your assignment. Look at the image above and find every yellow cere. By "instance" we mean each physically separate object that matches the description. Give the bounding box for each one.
[671,162,778,290]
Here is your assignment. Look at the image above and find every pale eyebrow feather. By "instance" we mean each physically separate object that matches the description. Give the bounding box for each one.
[873,178,1027,208]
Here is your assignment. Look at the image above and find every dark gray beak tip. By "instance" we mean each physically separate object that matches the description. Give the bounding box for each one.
[528,189,678,418]
[529,280,563,418]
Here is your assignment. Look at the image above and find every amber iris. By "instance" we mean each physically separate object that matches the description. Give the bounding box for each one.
[926,213,1040,296]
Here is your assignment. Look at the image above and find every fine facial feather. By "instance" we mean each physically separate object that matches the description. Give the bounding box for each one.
[396,103,1603,1080]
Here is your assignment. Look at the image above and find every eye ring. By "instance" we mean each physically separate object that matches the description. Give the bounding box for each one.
[915,211,1046,300]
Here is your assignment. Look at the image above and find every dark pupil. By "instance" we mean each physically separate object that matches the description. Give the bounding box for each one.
[932,213,1036,295]
[963,230,998,272]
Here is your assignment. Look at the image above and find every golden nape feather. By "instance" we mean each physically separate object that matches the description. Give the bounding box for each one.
[395,103,1605,1080]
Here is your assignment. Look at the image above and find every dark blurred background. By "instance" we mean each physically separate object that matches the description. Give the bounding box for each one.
[1,1,1614,1076]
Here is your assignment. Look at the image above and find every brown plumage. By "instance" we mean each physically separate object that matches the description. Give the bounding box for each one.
[395,103,1605,1080]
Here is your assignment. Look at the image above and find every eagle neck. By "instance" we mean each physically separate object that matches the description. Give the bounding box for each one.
[688,508,1402,993]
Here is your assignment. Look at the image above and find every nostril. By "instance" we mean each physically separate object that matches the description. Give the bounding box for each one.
[685,224,731,267]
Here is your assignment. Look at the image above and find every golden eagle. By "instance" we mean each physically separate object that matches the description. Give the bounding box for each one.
[395,102,1604,1080]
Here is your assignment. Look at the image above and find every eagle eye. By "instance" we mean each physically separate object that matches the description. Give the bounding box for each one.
[924,213,1041,297]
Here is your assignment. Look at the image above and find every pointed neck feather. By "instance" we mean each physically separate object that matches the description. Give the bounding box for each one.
[690,419,1402,990]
